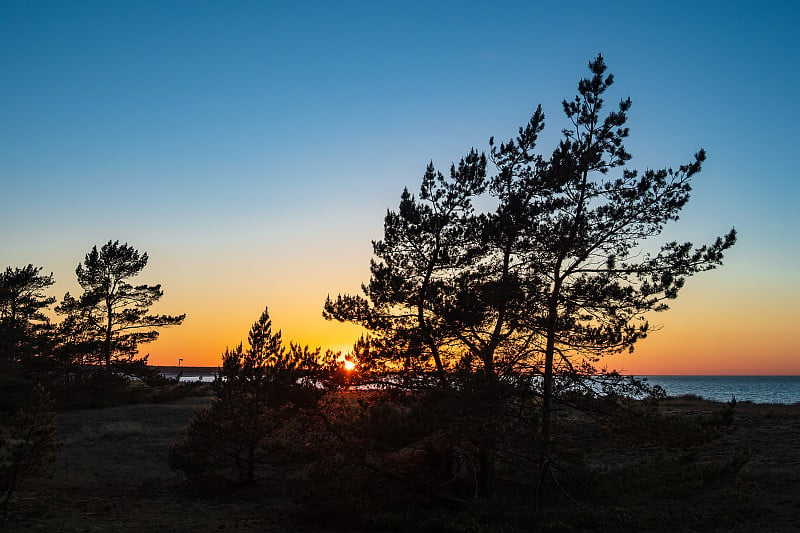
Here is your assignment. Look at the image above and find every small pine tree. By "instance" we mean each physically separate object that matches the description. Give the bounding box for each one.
[170,307,336,485]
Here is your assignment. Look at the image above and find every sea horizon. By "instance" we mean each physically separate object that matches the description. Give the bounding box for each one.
[155,367,800,404]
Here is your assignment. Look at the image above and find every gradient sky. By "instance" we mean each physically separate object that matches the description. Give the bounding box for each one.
[1,1,798,374]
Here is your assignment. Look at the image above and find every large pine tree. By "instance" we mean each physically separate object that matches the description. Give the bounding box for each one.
[324,56,737,479]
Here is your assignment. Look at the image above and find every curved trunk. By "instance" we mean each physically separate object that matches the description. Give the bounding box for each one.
[482,237,515,381]
[540,165,588,470]
[419,237,447,388]
[541,275,561,464]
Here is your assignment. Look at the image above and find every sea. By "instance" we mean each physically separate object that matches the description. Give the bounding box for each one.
[640,375,800,405]
[161,368,800,405]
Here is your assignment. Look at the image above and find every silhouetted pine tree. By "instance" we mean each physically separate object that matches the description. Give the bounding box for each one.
[170,307,339,485]
[324,55,736,496]
[55,241,184,373]
[0,265,56,368]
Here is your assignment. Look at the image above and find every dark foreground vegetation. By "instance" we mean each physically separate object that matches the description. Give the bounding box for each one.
[2,56,749,531]
[3,384,799,532]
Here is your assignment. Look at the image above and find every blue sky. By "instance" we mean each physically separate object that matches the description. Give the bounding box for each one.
[1,1,798,372]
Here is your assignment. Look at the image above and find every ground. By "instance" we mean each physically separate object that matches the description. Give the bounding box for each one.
[4,395,800,531]
[7,397,296,532]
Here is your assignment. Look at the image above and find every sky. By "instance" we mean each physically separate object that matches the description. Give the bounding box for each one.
[1,1,798,374]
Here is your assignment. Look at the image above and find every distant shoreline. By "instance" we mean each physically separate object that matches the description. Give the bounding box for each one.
[155,365,218,375]
[152,366,800,378]
[151,369,800,404]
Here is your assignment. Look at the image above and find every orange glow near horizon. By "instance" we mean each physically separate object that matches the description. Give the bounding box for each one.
[603,279,800,375]
[140,261,799,376]
[145,301,800,375]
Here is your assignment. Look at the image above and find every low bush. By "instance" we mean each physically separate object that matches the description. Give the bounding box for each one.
[0,384,60,520]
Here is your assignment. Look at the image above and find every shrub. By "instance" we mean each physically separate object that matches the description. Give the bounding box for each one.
[0,384,60,520]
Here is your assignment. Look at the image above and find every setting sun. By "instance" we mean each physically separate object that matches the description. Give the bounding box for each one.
[343,360,356,372]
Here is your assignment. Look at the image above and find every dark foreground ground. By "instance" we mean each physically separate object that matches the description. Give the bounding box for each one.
[5,396,800,532]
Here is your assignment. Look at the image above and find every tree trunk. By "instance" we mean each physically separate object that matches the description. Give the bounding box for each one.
[476,437,496,500]
[476,377,500,500]
[104,298,113,373]
[541,274,562,469]
[429,341,448,388]
[481,238,514,383]
[419,240,448,388]
[246,445,255,484]
[104,327,112,373]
